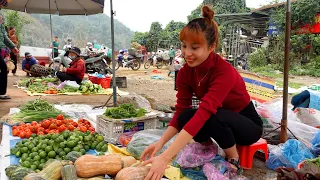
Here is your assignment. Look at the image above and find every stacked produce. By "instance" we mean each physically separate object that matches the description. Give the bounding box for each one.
[79,81,105,94]
[104,104,147,119]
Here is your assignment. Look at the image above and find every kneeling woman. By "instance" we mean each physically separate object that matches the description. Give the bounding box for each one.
[140,6,263,179]
[57,47,85,84]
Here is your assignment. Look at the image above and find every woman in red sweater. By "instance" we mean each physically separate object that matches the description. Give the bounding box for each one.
[56,47,85,84]
[141,6,263,179]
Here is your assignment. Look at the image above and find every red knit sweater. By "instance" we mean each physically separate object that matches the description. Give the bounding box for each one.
[169,52,251,136]
[66,58,86,79]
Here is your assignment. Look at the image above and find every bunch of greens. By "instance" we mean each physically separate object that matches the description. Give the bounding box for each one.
[104,104,147,119]
[20,99,59,112]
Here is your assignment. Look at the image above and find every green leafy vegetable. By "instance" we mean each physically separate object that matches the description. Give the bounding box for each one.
[104,104,147,119]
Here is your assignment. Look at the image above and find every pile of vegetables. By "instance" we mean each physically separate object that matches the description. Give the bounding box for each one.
[307,157,320,167]
[104,104,147,119]
[12,115,95,138]
[7,99,68,124]
[10,130,107,172]
[79,81,104,94]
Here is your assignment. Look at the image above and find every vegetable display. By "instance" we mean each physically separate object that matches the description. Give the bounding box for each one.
[20,99,58,112]
[104,104,147,119]
[79,81,104,94]
[115,166,151,180]
[10,130,108,172]
[12,116,95,138]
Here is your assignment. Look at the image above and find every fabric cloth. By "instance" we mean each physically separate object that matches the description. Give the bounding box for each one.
[10,52,17,74]
[57,71,82,84]
[65,58,86,80]
[0,55,7,95]
[177,102,263,149]
[52,41,59,53]
[21,57,37,71]
[0,24,15,50]
[169,52,251,136]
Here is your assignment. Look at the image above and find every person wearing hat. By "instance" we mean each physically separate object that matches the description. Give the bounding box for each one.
[21,52,38,76]
[56,47,85,84]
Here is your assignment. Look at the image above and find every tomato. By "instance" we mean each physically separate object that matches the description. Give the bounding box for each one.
[49,130,56,134]
[56,120,63,126]
[79,126,87,132]
[45,129,50,134]
[72,122,78,127]
[12,129,18,136]
[29,126,38,133]
[49,123,57,130]
[19,122,25,126]
[41,120,50,129]
[58,125,67,132]
[25,131,32,138]
[78,119,84,124]
[19,132,26,138]
[31,121,38,126]
[12,126,17,130]
[88,127,95,132]
[85,120,90,125]
[67,125,75,131]
[37,131,44,135]
[37,127,45,132]
[56,114,64,120]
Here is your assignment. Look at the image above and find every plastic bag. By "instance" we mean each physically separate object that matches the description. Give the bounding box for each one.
[203,163,228,180]
[175,142,218,168]
[172,161,207,180]
[119,131,136,147]
[311,131,320,146]
[57,80,79,90]
[266,144,287,170]
[126,129,175,159]
[280,139,315,168]
[311,143,320,156]
[295,108,320,127]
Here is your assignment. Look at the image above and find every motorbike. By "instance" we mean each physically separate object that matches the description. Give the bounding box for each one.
[49,49,112,74]
[144,52,169,69]
[115,54,142,71]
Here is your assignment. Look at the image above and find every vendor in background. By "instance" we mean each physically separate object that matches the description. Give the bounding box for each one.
[8,27,18,75]
[0,12,19,100]
[140,6,263,179]
[50,36,59,58]
[21,52,38,76]
[56,47,85,84]
[168,46,176,65]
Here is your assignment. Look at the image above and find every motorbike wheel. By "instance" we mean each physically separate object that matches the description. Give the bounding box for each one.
[156,61,163,69]
[144,60,152,69]
[131,60,141,71]
[49,62,63,71]
[105,67,113,74]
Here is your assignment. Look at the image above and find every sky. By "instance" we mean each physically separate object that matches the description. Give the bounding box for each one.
[103,0,274,32]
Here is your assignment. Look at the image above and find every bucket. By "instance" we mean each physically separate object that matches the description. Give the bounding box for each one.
[100,77,111,89]
[88,75,100,84]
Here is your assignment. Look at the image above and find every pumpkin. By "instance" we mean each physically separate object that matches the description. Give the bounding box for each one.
[115,166,151,180]
[10,167,35,180]
[121,156,137,168]
[77,177,105,180]
[23,159,64,180]
[74,154,122,178]
[65,151,82,162]
[62,165,77,180]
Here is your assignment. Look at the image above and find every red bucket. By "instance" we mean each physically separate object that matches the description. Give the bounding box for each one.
[88,75,100,84]
[100,77,111,89]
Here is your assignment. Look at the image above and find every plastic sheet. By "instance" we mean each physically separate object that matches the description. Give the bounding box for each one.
[266,144,287,170]
[126,129,175,159]
[203,163,228,180]
[175,142,218,168]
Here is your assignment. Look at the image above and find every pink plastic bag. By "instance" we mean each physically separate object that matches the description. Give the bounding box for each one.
[175,142,218,168]
[203,163,228,180]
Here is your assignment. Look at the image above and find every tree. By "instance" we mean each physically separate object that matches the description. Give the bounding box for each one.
[4,10,31,47]
[146,22,163,52]
[164,21,186,48]
[131,32,148,45]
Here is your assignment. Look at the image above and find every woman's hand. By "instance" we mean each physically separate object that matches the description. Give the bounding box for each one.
[140,141,163,161]
[141,154,170,180]
[11,48,19,55]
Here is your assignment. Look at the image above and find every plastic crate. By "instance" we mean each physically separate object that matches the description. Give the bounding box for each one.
[110,77,127,88]
[96,114,158,143]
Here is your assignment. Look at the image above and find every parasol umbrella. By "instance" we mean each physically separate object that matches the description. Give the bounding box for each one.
[3,0,119,106]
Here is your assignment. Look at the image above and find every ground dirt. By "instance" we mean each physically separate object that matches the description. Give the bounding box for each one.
[2,66,319,179]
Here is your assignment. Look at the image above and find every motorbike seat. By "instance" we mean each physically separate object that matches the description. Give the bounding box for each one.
[127,55,136,60]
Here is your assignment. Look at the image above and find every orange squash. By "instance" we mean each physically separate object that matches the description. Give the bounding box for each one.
[74,154,122,178]
[115,166,151,180]
[121,156,137,168]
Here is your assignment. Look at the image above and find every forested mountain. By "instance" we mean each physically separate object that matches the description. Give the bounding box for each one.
[19,13,133,50]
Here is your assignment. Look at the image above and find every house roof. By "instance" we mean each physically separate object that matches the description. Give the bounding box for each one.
[251,0,297,13]
[215,12,269,28]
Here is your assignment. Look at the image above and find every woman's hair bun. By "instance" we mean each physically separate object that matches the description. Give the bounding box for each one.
[202,5,214,20]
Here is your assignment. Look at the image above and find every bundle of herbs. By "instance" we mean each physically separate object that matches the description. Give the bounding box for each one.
[104,104,147,119]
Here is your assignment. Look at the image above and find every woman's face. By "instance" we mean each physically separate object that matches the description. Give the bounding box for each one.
[181,36,214,68]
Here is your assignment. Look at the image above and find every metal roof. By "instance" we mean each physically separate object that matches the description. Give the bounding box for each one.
[215,12,269,28]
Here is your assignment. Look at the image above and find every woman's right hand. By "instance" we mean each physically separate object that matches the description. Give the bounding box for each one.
[140,141,163,161]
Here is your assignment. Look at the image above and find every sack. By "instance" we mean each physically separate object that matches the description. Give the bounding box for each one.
[6,60,15,71]
[295,108,320,127]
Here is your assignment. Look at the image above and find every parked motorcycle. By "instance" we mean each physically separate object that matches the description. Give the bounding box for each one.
[236,53,249,70]
[116,54,142,71]
[49,49,72,71]
[144,52,169,69]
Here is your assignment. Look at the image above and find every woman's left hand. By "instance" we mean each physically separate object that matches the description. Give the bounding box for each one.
[12,48,19,55]
[141,155,170,180]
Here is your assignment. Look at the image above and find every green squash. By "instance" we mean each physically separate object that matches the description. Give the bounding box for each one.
[10,167,35,180]
[5,164,21,177]
[65,151,82,162]
[62,165,77,180]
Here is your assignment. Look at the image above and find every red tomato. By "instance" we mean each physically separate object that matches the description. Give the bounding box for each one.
[44,129,50,134]
[19,122,25,126]
[88,127,95,132]
[49,123,57,130]
[29,126,38,133]
[25,131,32,138]
[58,125,67,132]
[37,127,45,132]
[19,132,26,138]
[85,120,90,125]
[37,131,44,135]
[12,126,17,130]
[79,126,87,132]
[56,120,63,126]
[78,119,84,124]
[12,129,18,136]
[67,125,75,131]
[56,114,64,120]
[41,120,50,129]
[31,121,38,126]
[72,122,78,127]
